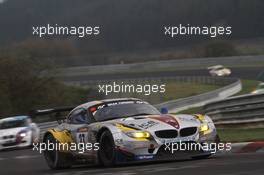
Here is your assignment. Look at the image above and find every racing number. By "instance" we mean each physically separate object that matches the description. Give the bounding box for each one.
[78,133,86,143]
[77,132,88,144]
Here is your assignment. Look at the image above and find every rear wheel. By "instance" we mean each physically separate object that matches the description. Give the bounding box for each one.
[43,134,72,169]
[192,154,211,160]
[98,130,116,167]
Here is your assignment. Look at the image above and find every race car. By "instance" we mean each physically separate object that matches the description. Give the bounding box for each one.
[208,65,231,77]
[41,98,219,169]
[0,115,40,150]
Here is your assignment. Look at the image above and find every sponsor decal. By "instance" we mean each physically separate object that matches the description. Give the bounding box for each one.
[137,120,159,129]
[150,115,180,129]
[135,155,154,160]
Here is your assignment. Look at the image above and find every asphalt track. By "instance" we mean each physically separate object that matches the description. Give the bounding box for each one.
[62,67,264,82]
[0,148,263,175]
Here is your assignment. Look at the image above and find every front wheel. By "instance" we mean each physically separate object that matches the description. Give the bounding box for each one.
[98,130,116,167]
[43,134,72,169]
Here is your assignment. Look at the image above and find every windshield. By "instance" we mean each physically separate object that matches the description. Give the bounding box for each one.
[214,67,224,70]
[0,119,28,129]
[91,101,160,122]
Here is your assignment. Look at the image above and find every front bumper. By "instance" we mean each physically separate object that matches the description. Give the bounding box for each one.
[114,130,218,163]
[0,134,32,150]
[115,142,212,163]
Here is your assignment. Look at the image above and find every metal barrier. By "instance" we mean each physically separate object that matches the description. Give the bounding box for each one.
[204,93,264,124]
[155,78,241,113]
[37,121,58,139]
[57,55,264,77]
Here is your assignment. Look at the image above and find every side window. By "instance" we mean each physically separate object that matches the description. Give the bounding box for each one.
[68,108,90,124]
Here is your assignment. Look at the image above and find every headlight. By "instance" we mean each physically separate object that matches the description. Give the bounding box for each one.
[125,131,150,139]
[17,129,29,138]
[19,132,27,137]
[200,123,209,132]
[195,114,210,133]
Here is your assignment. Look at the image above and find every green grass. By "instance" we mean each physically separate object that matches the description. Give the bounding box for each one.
[217,128,264,142]
[163,82,219,101]
[112,81,221,105]
[176,107,203,114]
[237,79,260,95]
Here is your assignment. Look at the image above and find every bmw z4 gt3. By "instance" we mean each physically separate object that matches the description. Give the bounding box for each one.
[41,98,219,169]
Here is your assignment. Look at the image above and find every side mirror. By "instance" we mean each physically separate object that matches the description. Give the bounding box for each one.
[30,122,36,128]
[160,107,168,114]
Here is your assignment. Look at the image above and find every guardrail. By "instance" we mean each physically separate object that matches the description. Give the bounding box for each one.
[57,55,264,77]
[204,93,264,127]
[37,121,58,139]
[155,77,241,113]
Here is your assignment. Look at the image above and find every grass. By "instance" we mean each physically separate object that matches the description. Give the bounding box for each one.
[163,82,219,101]
[165,79,260,105]
[237,79,260,95]
[217,128,264,142]
[176,107,203,114]
[110,81,221,105]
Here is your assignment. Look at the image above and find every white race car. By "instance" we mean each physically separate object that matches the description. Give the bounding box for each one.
[40,98,220,169]
[0,116,40,150]
[208,65,231,77]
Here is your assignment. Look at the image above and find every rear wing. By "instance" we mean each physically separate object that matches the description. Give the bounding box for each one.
[29,106,75,123]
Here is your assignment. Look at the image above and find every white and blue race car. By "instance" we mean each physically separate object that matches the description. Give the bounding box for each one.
[41,98,219,169]
[0,116,40,150]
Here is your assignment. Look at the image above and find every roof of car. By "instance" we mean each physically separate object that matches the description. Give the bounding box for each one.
[0,115,29,122]
[75,98,142,110]
[207,65,224,69]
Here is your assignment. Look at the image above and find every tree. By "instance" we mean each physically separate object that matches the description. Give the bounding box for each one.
[0,56,96,117]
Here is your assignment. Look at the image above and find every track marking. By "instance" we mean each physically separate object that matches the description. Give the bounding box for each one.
[13,155,42,160]
[141,165,201,174]
[95,173,137,175]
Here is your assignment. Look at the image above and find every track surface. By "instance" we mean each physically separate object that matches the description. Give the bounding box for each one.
[62,67,264,82]
[0,148,263,175]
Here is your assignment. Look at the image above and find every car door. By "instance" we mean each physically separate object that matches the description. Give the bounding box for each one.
[65,107,91,146]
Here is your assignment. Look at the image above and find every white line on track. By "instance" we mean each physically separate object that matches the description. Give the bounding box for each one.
[14,155,42,159]
[0,155,42,160]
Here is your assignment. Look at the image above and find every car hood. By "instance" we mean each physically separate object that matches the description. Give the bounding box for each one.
[0,127,28,137]
[108,114,200,132]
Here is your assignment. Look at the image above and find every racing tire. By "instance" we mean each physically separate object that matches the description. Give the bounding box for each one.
[215,134,221,144]
[98,130,116,167]
[192,154,211,160]
[192,134,220,160]
[43,134,72,169]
